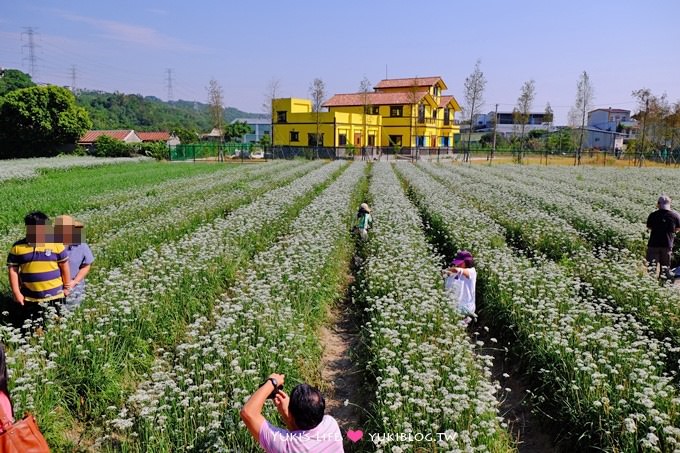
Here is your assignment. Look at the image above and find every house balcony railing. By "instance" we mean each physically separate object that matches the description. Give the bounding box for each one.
[417,117,436,125]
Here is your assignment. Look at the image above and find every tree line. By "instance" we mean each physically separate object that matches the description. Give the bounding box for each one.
[0,69,265,159]
[461,63,680,165]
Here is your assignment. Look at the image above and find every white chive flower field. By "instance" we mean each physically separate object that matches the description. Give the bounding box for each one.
[0,157,679,452]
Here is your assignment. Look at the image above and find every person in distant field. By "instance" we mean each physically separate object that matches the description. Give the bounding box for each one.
[54,215,94,313]
[6,212,70,329]
[355,203,372,241]
[646,194,680,281]
[0,344,14,434]
[443,250,477,326]
[240,373,343,453]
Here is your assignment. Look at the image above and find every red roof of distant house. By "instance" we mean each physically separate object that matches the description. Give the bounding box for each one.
[79,130,135,143]
[324,90,429,107]
[374,76,444,89]
[589,108,630,114]
[137,131,171,142]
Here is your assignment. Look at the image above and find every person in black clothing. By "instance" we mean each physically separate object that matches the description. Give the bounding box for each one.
[646,194,680,280]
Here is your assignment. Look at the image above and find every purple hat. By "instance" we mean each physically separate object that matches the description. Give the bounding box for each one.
[451,250,474,267]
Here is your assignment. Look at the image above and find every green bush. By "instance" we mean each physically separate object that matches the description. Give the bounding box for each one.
[136,141,168,160]
[57,145,88,157]
[0,85,91,158]
[91,135,133,157]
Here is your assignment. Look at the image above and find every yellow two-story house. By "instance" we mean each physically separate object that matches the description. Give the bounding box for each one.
[272,76,461,150]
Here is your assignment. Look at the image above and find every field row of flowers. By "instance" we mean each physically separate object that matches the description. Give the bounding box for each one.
[422,163,680,346]
[395,163,680,452]
[101,162,367,451]
[0,161,308,281]
[0,161,231,236]
[89,160,313,268]
[3,161,345,449]
[450,164,649,254]
[357,163,513,452]
[496,164,680,222]
[0,156,149,182]
[474,165,656,224]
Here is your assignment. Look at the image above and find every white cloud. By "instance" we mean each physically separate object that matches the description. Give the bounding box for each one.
[59,12,207,53]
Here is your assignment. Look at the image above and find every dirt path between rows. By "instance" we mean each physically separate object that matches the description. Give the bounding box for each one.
[320,271,369,451]
[473,317,560,453]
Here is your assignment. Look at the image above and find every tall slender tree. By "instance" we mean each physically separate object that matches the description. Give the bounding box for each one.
[631,88,673,166]
[463,60,486,163]
[514,79,536,163]
[667,101,680,163]
[407,77,421,160]
[207,78,225,161]
[543,102,554,164]
[262,78,280,155]
[359,76,372,159]
[309,78,326,157]
[570,71,594,165]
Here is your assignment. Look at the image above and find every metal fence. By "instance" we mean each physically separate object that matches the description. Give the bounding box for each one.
[170,143,680,166]
[170,143,264,161]
[267,146,457,161]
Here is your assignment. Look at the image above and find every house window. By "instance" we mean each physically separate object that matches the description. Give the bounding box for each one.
[388,135,402,147]
[390,106,403,117]
[444,108,450,125]
[371,105,380,115]
[368,134,376,146]
[433,109,438,119]
[339,134,347,146]
[433,86,440,97]
[277,111,287,123]
[418,104,425,123]
[416,136,425,147]
[441,136,450,147]
[308,133,324,147]
[289,131,299,142]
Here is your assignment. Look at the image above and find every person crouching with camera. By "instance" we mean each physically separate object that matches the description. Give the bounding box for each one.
[240,373,344,452]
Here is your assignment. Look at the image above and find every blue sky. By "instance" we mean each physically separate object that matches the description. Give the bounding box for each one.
[1,1,679,124]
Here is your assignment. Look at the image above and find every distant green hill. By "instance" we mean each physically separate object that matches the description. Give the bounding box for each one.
[76,90,267,132]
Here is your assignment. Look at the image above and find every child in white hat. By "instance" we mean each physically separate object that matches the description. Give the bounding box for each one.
[355,203,372,241]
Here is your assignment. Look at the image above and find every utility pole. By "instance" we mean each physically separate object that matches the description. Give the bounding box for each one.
[606,107,612,166]
[70,65,77,93]
[166,68,174,102]
[21,27,39,78]
[491,103,498,162]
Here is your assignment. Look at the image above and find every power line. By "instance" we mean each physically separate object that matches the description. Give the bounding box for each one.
[166,68,174,101]
[21,27,39,78]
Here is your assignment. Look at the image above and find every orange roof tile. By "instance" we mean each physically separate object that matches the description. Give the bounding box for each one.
[374,77,443,89]
[438,95,453,108]
[79,130,134,143]
[324,90,429,107]
[137,131,171,141]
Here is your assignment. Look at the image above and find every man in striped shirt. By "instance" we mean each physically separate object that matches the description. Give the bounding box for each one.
[7,212,70,328]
